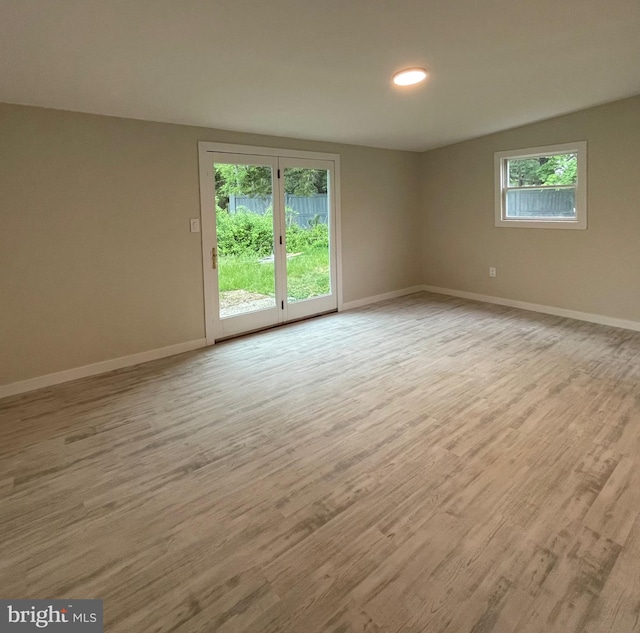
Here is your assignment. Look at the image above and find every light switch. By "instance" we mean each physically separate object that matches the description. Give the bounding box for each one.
[190,218,200,233]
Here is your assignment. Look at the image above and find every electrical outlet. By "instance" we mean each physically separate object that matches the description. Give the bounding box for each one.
[489,267,497,278]
[190,218,200,233]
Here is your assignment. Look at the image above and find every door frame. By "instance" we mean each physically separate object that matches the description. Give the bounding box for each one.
[198,141,343,345]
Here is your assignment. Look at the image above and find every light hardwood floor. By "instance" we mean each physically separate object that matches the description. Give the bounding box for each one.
[2,292,640,633]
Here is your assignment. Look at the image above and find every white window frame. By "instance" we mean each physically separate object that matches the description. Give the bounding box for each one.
[494,141,587,229]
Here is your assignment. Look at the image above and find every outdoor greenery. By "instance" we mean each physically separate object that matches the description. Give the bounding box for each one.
[219,248,330,300]
[214,164,330,301]
[216,207,328,257]
[508,153,577,187]
[216,207,330,298]
[215,164,327,211]
[216,207,273,257]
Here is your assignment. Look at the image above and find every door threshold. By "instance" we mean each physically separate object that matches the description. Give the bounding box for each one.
[215,309,337,343]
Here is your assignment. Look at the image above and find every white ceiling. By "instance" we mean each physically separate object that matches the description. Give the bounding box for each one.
[1,0,639,151]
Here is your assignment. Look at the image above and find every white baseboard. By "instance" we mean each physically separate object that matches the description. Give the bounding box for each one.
[4,286,638,400]
[0,338,208,400]
[342,286,426,311]
[422,285,640,332]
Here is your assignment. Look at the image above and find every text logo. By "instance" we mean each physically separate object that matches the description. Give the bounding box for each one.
[0,600,102,632]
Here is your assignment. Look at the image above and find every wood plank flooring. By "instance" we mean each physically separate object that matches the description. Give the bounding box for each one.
[2,291,640,632]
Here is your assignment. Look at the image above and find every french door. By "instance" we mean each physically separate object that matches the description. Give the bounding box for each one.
[198,143,340,342]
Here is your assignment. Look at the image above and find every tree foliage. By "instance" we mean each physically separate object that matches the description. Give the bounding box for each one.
[283,168,327,196]
[215,165,327,210]
[508,153,577,187]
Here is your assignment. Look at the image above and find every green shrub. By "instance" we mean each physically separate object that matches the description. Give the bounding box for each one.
[216,207,273,257]
[286,223,329,252]
[217,207,329,257]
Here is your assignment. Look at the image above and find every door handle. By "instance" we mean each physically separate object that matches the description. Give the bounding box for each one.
[211,247,218,270]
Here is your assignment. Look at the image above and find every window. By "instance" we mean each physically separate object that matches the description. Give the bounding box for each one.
[495,142,587,229]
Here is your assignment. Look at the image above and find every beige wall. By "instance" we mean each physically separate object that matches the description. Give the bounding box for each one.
[0,103,421,385]
[420,96,640,322]
[3,96,639,387]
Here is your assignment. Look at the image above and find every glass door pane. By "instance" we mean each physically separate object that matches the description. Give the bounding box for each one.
[283,167,331,303]
[213,161,278,325]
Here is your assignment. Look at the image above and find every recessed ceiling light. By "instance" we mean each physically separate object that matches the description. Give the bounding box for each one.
[392,68,428,87]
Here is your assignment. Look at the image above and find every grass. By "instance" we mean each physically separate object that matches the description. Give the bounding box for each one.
[219,247,330,300]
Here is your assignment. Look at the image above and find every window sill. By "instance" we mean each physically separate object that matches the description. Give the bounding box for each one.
[495,218,586,230]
